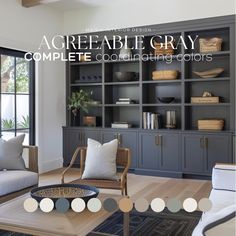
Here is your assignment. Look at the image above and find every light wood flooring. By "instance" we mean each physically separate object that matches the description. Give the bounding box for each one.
[40,168,212,202]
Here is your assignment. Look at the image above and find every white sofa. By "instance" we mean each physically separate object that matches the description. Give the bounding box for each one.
[0,146,38,203]
[193,164,236,236]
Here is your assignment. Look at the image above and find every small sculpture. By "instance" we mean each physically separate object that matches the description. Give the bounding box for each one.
[202,91,212,97]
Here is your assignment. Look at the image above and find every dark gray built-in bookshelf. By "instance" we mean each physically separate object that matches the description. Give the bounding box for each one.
[63,15,235,178]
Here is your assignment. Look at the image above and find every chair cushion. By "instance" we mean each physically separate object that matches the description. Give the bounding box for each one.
[0,134,26,170]
[0,170,38,196]
[82,138,118,180]
[212,164,236,191]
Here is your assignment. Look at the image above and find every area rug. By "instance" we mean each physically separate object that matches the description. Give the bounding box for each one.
[89,208,202,236]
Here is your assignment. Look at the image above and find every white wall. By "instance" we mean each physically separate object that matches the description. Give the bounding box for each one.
[63,0,236,35]
[0,0,66,173]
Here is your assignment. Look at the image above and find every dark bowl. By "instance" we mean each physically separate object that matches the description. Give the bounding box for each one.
[114,72,137,82]
[30,184,99,204]
[157,97,175,103]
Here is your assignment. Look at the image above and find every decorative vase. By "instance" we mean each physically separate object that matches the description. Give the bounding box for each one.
[119,43,132,60]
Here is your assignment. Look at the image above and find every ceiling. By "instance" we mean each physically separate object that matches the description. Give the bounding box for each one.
[46,0,120,11]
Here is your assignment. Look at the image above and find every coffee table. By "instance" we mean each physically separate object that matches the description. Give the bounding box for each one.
[0,193,122,236]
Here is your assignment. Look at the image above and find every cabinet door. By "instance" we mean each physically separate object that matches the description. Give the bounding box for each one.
[102,131,138,168]
[182,135,204,173]
[159,133,180,171]
[139,133,158,169]
[83,130,101,146]
[63,129,82,166]
[205,134,232,173]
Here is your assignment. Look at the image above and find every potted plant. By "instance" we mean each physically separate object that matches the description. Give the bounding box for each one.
[68,90,93,126]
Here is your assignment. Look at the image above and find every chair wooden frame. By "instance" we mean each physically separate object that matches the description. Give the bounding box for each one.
[61,147,131,195]
[0,145,38,204]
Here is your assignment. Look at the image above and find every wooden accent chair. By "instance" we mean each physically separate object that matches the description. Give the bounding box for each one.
[0,146,38,204]
[61,147,131,195]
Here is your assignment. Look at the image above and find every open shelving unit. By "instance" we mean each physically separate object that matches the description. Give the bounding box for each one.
[66,25,234,132]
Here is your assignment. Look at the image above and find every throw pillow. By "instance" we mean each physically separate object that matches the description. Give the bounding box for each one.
[82,138,118,180]
[0,134,26,170]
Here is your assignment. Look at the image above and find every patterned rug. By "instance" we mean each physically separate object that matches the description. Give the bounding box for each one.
[0,209,201,236]
[89,209,202,236]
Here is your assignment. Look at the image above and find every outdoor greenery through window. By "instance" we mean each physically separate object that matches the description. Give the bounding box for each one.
[0,48,35,145]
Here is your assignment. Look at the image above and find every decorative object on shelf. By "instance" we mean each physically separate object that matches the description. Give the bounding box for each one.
[31,184,99,204]
[198,119,224,130]
[119,44,132,60]
[191,91,220,104]
[75,75,102,83]
[116,98,136,104]
[114,72,138,82]
[79,55,86,62]
[166,110,176,129]
[143,112,161,129]
[68,90,93,126]
[157,97,175,104]
[199,37,223,53]
[111,122,131,128]
[83,116,97,127]
[152,70,178,80]
[193,68,224,78]
[154,41,174,55]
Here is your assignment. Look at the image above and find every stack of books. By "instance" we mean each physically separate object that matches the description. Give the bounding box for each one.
[111,122,132,128]
[116,98,135,104]
[143,112,161,129]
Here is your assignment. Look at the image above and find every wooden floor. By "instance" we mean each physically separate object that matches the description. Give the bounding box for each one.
[40,168,212,202]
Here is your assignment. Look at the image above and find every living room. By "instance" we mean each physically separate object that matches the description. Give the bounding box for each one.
[0,0,235,235]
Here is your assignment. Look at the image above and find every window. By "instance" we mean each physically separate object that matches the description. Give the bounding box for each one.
[0,48,35,145]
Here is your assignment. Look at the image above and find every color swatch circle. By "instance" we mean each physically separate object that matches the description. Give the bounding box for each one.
[71,198,86,212]
[39,198,54,213]
[103,198,118,212]
[87,198,102,212]
[134,198,149,212]
[151,198,165,212]
[119,198,133,212]
[23,198,38,213]
[198,198,212,212]
[183,198,197,212]
[55,198,70,213]
[166,198,181,213]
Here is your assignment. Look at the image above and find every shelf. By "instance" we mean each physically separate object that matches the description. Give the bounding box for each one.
[105,104,140,107]
[190,51,230,57]
[142,80,181,84]
[70,61,102,66]
[70,83,102,86]
[185,103,230,106]
[185,77,230,82]
[105,81,139,85]
[143,103,182,107]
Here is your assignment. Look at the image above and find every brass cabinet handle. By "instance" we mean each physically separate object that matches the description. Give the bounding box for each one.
[117,133,122,146]
[155,136,159,145]
[159,135,163,146]
[204,137,208,149]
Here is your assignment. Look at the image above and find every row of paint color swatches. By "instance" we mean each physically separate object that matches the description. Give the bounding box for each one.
[24,197,212,213]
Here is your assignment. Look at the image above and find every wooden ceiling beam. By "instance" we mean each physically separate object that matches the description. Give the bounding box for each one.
[22,0,61,8]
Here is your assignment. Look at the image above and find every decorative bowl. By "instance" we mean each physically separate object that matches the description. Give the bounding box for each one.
[114,72,137,82]
[157,97,175,103]
[30,184,99,203]
[193,68,224,78]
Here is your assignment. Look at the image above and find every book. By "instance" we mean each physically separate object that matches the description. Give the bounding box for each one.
[111,122,131,128]
[143,112,161,129]
[116,101,134,104]
[143,112,147,129]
